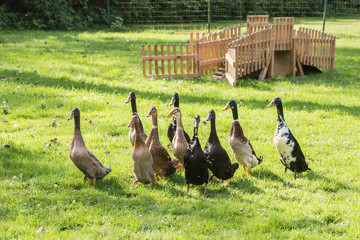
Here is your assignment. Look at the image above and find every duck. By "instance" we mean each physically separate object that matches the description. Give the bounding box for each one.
[68,108,111,184]
[128,114,155,185]
[167,92,191,143]
[204,109,239,182]
[223,100,262,176]
[183,115,209,195]
[267,97,311,179]
[145,106,180,179]
[165,107,189,166]
[125,92,147,146]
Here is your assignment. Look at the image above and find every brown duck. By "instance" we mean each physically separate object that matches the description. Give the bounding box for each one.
[165,107,189,166]
[68,108,111,184]
[128,114,155,185]
[145,106,180,179]
[125,92,147,146]
[223,100,262,176]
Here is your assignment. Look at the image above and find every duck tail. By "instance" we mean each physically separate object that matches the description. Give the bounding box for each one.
[257,156,263,165]
[106,167,112,173]
[232,162,239,171]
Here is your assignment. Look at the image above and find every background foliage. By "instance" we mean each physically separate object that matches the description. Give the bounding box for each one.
[1,0,359,29]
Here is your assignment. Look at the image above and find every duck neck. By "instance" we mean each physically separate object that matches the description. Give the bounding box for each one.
[134,122,144,144]
[131,99,137,113]
[150,115,159,141]
[74,115,81,130]
[175,113,183,129]
[231,106,239,120]
[276,103,285,122]
[193,126,198,138]
[209,117,219,141]
[174,98,179,108]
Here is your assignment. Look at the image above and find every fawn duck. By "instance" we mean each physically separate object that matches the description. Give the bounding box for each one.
[68,108,111,184]
[145,106,180,179]
[128,114,155,185]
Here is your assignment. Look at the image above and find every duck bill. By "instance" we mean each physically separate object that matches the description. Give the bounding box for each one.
[67,113,74,121]
[267,100,275,108]
[169,96,175,106]
[222,102,230,111]
[146,111,152,117]
[165,111,174,118]
[205,113,212,121]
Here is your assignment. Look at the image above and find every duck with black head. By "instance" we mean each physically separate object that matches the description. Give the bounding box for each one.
[204,109,239,182]
[125,92,147,146]
[183,115,209,195]
[223,100,262,176]
[267,97,311,179]
[167,92,191,143]
[68,108,111,184]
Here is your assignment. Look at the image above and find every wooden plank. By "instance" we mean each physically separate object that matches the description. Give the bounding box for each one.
[142,44,146,76]
[147,44,152,76]
[160,44,165,75]
[179,44,183,74]
[186,44,190,74]
[142,54,197,61]
[154,44,158,76]
[173,44,177,75]
[225,73,236,87]
[167,44,171,74]
[296,57,305,77]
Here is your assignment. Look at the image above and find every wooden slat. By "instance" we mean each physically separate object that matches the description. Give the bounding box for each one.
[167,44,171,74]
[147,44,152,76]
[154,44,158,76]
[142,45,146,76]
[160,44,165,75]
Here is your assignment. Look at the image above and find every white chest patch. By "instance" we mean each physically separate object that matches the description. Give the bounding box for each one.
[274,123,296,166]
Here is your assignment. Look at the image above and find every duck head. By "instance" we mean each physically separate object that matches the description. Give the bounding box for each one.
[267,97,282,108]
[165,107,181,118]
[205,109,216,122]
[67,108,80,121]
[223,100,236,111]
[194,115,200,128]
[128,114,140,128]
[169,92,179,107]
[125,92,135,104]
[146,106,157,117]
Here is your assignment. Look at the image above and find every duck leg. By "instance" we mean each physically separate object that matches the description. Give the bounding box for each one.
[294,172,297,180]
[127,164,133,168]
[93,178,96,184]
[155,173,160,182]
[83,176,88,182]
[201,183,208,195]
[186,184,190,193]
[132,180,139,186]
[247,168,251,176]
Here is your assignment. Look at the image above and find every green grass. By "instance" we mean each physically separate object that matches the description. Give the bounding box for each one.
[1,18,360,239]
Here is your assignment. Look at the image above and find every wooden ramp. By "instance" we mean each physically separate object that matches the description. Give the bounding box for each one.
[225,28,275,87]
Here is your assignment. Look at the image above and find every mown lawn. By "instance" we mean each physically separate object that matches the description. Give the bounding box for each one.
[0,18,359,239]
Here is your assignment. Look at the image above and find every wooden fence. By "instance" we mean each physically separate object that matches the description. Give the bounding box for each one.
[246,15,270,34]
[142,43,198,78]
[295,27,336,71]
[273,17,294,51]
[225,27,275,87]
[190,25,242,76]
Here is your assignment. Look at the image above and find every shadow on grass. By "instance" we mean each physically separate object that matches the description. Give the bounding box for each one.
[2,69,360,117]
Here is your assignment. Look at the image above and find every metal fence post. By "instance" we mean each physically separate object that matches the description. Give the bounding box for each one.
[322,0,327,32]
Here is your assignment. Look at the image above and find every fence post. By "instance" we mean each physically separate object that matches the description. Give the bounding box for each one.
[322,0,327,32]
[208,0,211,33]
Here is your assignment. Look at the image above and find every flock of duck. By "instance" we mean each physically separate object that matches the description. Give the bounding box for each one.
[68,93,311,195]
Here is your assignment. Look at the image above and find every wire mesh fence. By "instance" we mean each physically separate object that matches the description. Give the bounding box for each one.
[89,0,360,25]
